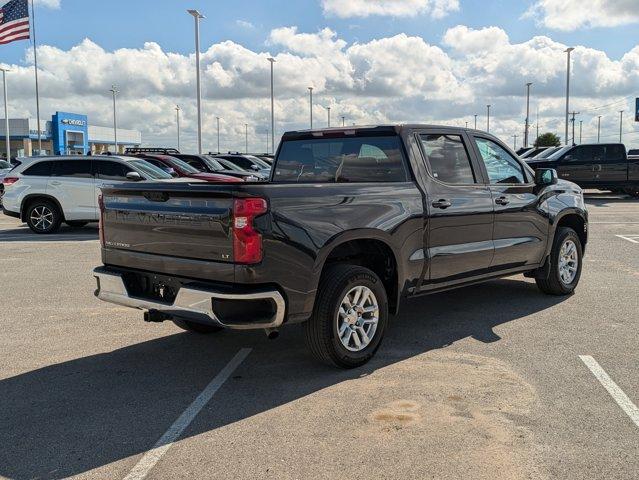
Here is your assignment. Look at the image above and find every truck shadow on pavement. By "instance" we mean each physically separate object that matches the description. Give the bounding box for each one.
[0,225,98,242]
[0,278,566,479]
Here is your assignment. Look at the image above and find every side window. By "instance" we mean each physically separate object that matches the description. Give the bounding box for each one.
[474,137,526,184]
[22,161,52,176]
[419,134,475,184]
[604,145,625,162]
[95,161,132,181]
[181,156,205,170]
[229,157,253,169]
[145,159,168,171]
[51,160,93,179]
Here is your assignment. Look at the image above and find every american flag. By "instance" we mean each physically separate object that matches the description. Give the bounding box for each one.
[0,0,30,45]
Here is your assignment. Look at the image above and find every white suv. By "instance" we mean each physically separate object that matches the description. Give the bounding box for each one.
[2,156,174,233]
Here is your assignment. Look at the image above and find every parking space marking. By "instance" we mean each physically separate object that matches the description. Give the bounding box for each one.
[579,355,639,429]
[615,235,639,244]
[123,348,251,480]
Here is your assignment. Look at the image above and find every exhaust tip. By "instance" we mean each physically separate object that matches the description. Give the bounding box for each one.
[265,328,279,340]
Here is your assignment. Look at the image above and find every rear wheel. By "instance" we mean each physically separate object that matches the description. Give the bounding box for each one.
[26,200,62,234]
[536,227,583,295]
[66,221,88,228]
[172,318,223,334]
[304,264,388,368]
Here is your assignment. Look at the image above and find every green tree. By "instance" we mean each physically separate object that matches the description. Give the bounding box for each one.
[534,132,561,147]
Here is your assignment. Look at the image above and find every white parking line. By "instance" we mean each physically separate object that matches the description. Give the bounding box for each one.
[579,355,639,429]
[615,235,639,244]
[123,348,252,480]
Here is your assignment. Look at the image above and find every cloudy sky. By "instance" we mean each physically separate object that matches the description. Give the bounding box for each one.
[2,0,638,152]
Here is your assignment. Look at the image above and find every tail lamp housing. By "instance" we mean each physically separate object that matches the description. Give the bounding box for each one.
[98,194,105,247]
[2,177,19,186]
[233,197,267,264]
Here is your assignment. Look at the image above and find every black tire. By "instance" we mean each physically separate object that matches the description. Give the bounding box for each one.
[536,227,583,295]
[624,186,639,198]
[304,264,389,368]
[25,199,62,234]
[172,318,223,334]
[66,221,88,228]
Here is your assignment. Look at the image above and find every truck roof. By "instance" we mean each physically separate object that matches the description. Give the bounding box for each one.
[281,124,484,140]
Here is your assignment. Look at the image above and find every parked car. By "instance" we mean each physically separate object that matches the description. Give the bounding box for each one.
[0,159,13,206]
[93,125,588,368]
[129,153,242,183]
[211,153,271,176]
[519,147,549,159]
[2,155,187,233]
[516,147,533,156]
[526,143,639,197]
[628,148,639,159]
[528,146,561,160]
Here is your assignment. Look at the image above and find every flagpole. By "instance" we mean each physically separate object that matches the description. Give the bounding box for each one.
[30,0,41,155]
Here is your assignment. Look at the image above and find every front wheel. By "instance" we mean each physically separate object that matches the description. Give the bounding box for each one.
[304,264,388,368]
[536,227,583,295]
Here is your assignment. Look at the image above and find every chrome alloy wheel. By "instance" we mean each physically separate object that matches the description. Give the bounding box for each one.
[336,285,379,352]
[30,205,54,232]
[558,239,578,285]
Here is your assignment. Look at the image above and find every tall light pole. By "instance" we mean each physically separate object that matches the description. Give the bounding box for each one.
[187,9,205,154]
[0,68,10,161]
[513,134,518,150]
[327,106,331,127]
[308,87,313,129]
[486,105,491,132]
[245,123,248,154]
[579,120,582,144]
[267,57,275,154]
[341,116,345,127]
[597,115,602,143]
[619,110,624,142]
[474,114,477,129]
[524,82,532,147]
[216,116,220,153]
[175,105,181,151]
[465,121,468,128]
[109,84,119,154]
[564,47,574,146]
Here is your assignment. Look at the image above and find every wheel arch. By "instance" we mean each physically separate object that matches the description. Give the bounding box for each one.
[548,210,587,257]
[20,194,65,222]
[311,230,402,315]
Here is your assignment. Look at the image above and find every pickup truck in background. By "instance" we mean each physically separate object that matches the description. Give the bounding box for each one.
[525,143,639,197]
[93,125,588,368]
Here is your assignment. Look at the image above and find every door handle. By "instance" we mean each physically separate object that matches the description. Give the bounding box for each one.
[432,199,452,209]
[495,196,510,205]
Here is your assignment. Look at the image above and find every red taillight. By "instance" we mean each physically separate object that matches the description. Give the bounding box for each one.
[98,194,105,247]
[2,177,19,186]
[232,197,267,264]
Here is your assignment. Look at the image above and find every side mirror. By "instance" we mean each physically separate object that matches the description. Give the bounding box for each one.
[534,168,558,187]
[126,171,143,181]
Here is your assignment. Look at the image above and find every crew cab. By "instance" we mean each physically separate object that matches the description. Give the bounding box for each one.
[94,125,588,368]
[526,143,639,197]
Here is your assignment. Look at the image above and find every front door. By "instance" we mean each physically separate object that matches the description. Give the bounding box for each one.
[416,131,495,286]
[471,135,548,268]
[555,145,602,186]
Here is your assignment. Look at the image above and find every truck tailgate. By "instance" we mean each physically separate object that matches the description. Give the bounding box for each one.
[101,185,233,263]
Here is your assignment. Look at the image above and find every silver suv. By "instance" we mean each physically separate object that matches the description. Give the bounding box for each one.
[2,155,174,233]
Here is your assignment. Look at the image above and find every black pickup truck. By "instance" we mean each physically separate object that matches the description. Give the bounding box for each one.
[526,143,639,197]
[94,125,588,368]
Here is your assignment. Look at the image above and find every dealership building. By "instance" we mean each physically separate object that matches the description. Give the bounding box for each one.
[0,111,142,158]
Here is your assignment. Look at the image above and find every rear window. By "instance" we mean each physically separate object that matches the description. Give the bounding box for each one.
[22,161,53,176]
[273,136,408,183]
[51,160,93,178]
[95,160,132,181]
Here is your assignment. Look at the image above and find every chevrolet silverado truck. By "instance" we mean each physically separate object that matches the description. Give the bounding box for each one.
[94,125,588,368]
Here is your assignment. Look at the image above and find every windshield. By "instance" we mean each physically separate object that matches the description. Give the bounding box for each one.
[213,157,248,172]
[167,156,200,174]
[546,145,572,160]
[201,155,225,171]
[129,160,173,179]
[531,147,560,160]
[0,160,11,169]
[246,155,271,169]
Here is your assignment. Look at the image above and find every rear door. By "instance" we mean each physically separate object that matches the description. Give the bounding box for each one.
[598,144,627,183]
[47,159,96,220]
[555,145,601,185]
[94,160,135,210]
[416,129,495,285]
[470,135,548,269]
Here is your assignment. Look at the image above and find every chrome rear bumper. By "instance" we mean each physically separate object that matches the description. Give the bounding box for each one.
[93,268,285,330]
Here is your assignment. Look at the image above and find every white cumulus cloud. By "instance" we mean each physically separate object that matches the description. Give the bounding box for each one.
[524,0,639,31]
[34,0,61,8]
[321,0,459,18]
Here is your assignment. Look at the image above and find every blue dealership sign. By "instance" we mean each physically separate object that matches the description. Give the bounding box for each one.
[52,111,89,155]
[636,98,639,122]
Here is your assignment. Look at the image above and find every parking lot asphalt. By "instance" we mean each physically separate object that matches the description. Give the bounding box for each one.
[0,191,638,480]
